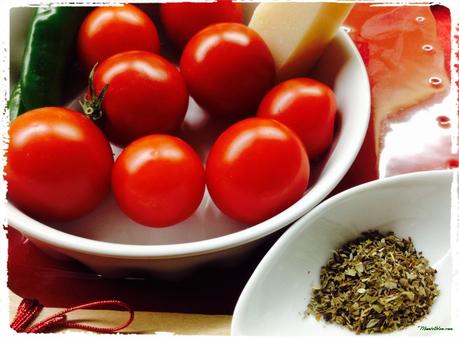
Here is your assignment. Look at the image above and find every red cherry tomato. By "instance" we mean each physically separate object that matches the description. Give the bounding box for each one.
[92,51,189,146]
[6,107,114,221]
[257,78,337,160]
[78,4,160,72]
[112,135,205,227]
[180,23,275,117]
[206,118,310,224]
[160,1,243,50]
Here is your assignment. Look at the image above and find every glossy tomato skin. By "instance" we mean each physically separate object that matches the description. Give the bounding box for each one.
[6,107,114,222]
[257,78,337,160]
[180,23,275,117]
[112,135,205,227]
[206,118,310,224]
[160,1,243,50]
[78,4,160,72]
[93,51,189,146]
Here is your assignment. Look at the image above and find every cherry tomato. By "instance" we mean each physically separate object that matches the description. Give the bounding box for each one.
[78,4,160,72]
[92,51,189,146]
[112,135,205,227]
[6,107,114,222]
[206,118,310,224]
[180,23,275,117]
[160,1,243,50]
[257,78,337,160]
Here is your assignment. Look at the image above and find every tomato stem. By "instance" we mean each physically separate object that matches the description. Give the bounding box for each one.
[79,63,109,121]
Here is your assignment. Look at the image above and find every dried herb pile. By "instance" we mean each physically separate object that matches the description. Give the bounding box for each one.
[306,230,439,334]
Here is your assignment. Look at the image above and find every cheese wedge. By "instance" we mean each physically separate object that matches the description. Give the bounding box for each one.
[242,2,259,23]
[249,3,353,81]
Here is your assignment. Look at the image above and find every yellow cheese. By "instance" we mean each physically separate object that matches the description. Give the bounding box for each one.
[249,3,353,81]
[242,2,259,23]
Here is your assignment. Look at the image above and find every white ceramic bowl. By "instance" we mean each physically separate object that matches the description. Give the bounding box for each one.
[7,8,370,277]
[232,169,454,336]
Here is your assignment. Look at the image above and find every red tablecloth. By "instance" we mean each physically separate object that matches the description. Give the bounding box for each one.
[7,4,455,314]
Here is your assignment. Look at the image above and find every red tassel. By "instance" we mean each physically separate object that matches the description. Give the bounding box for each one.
[11,298,134,333]
[10,299,43,332]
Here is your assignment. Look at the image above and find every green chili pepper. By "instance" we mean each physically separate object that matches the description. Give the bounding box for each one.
[8,83,24,121]
[9,6,89,120]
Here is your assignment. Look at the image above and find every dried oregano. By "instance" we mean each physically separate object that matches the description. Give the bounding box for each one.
[305,230,439,334]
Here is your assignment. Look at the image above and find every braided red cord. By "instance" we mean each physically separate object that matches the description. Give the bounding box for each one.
[11,298,134,333]
[26,315,67,333]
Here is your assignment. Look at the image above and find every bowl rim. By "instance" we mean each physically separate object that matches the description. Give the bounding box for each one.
[7,29,371,259]
[231,168,455,335]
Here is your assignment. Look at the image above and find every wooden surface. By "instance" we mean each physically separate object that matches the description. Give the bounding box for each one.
[9,291,232,335]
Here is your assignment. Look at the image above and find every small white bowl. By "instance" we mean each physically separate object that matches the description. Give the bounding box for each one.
[7,8,370,277]
[232,169,454,336]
